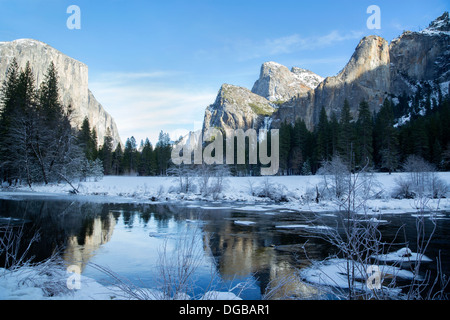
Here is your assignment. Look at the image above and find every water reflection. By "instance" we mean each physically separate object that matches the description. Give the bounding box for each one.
[0,197,449,299]
[63,213,116,272]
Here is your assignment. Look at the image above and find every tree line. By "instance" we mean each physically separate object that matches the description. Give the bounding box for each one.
[0,59,103,188]
[75,111,175,178]
[0,59,177,186]
[92,129,173,177]
[278,92,450,175]
[2,58,449,184]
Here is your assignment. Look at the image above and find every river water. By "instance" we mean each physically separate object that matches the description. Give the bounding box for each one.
[0,195,449,299]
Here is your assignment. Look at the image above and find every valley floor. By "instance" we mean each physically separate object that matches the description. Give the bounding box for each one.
[1,172,450,300]
[2,172,450,214]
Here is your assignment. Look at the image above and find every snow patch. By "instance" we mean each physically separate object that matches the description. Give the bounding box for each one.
[275,224,332,231]
[372,247,432,263]
[234,220,256,226]
[300,258,416,292]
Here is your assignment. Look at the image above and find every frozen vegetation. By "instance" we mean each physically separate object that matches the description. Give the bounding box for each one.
[1,167,449,300]
[1,171,449,214]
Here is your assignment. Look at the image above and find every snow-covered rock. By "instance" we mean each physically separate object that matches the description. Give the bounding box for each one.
[372,247,433,263]
[251,61,323,102]
[202,83,275,133]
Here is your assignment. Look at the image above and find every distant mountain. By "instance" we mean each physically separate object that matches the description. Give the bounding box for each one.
[202,12,450,134]
[202,83,275,134]
[251,61,324,102]
[0,39,122,148]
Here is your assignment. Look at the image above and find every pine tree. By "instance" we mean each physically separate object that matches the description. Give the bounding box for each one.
[0,59,20,183]
[11,62,38,185]
[411,118,430,159]
[38,62,63,122]
[329,111,340,157]
[78,117,98,161]
[111,143,123,175]
[138,138,154,176]
[279,121,292,175]
[100,128,114,175]
[123,136,138,175]
[374,99,399,173]
[355,100,373,167]
[91,128,98,160]
[316,106,331,162]
[288,119,305,175]
[338,99,354,168]
[155,131,171,175]
[0,58,19,134]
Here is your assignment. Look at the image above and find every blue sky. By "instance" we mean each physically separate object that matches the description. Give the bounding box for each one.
[0,0,449,145]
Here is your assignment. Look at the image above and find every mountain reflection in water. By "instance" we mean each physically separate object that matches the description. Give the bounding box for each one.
[0,197,448,299]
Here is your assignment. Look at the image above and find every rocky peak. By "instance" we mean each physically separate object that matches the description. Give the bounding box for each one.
[301,35,391,126]
[251,61,323,102]
[336,35,390,85]
[423,11,449,34]
[203,83,275,133]
[0,39,122,148]
[290,67,324,89]
[389,13,449,93]
[203,13,450,136]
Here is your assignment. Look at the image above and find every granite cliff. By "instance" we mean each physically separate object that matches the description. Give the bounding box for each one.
[203,12,450,134]
[0,39,122,148]
[202,83,275,133]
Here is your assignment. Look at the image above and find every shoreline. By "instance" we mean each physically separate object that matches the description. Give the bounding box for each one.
[1,173,449,215]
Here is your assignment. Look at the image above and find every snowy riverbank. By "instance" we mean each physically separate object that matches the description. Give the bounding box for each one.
[0,265,243,300]
[1,172,449,300]
[1,172,450,214]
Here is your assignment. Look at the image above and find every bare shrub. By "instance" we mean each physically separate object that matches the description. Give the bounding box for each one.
[392,176,416,199]
[0,222,39,270]
[393,155,449,199]
[317,155,350,200]
[197,164,229,200]
[254,177,289,202]
[0,223,71,298]
[208,165,229,200]
[246,178,256,196]
[429,172,449,199]
[299,159,449,300]
[403,155,434,191]
[167,164,197,194]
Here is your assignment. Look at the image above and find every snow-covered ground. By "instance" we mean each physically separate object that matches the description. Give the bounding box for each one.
[0,266,116,300]
[0,266,243,300]
[1,172,450,300]
[1,172,450,214]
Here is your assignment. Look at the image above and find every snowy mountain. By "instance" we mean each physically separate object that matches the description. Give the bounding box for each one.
[251,61,323,102]
[420,11,450,36]
[202,12,450,133]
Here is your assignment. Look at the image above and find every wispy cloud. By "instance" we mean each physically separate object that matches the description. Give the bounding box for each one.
[89,29,364,144]
[267,30,364,53]
[90,72,216,145]
[227,30,364,61]
[93,71,179,84]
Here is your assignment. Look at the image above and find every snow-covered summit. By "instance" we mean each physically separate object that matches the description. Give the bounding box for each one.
[251,61,323,102]
[291,67,324,90]
[420,11,449,36]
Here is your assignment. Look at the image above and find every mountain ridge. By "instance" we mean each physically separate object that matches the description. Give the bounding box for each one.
[202,12,450,134]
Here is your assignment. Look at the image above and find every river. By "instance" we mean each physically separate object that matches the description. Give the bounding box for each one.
[0,194,449,299]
